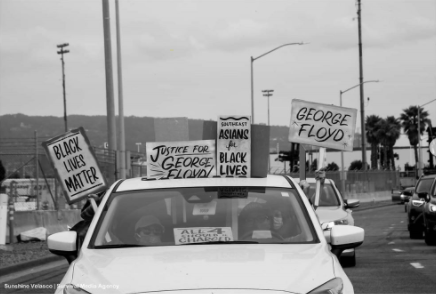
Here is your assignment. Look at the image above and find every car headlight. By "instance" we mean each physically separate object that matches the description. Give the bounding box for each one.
[308,277,343,294]
[324,219,349,229]
[63,284,91,294]
[429,203,436,212]
[412,200,425,207]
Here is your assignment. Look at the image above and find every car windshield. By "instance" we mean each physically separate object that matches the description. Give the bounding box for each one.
[416,178,434,193]
[90,186,317,248]
[307,183,341,206]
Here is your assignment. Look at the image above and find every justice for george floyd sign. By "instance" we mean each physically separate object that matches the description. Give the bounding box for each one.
[288,99,357,151]
[146,140,216,179]
[217,116,251,177]
[42,127,107,204]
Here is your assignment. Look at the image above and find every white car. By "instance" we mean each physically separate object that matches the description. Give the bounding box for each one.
[294,178,360,267]
[48,175,364,294]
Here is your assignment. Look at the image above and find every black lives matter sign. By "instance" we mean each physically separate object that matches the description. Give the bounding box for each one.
[42,127,107,204]
[217,116,251,177]
[288,99,357,151]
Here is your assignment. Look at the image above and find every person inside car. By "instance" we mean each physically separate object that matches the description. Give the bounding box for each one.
[134,215,165,245]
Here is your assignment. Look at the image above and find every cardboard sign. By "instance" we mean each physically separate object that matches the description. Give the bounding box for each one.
[174,227,233,245]
[288,99,357,151]
[217,116,251,177]
[42,127,107,204]
[430,139,436,156]
[146,140,216,179]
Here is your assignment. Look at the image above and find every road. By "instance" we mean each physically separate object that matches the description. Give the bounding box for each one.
[1,204,435,293]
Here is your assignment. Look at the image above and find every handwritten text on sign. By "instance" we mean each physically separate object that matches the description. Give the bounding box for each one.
[146,140,216,179]
[217,116,251,177]
[42,127,107,204]
[174,227,233,245]
[288,99,357,151]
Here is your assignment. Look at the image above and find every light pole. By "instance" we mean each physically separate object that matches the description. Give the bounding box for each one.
[250,42,306,124]
[57,43,69,133]
[418,98,436,177]
[262,90,274,126]
[339,80,379,195]
[136,142,142,153]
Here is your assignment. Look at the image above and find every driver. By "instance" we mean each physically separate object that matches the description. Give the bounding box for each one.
[134,215,165,245]
[239,202,273,238]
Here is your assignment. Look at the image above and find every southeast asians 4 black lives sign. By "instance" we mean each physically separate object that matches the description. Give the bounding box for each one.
[288,99,358,151]
[42,127,107,204]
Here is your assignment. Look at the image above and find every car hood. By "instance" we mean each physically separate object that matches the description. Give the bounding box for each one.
[315,206,348,224]
[70,244,336,294]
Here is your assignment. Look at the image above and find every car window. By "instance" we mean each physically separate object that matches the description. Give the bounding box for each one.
[416,178,435,193]
[90,186,317,248]
[307,183,341,206]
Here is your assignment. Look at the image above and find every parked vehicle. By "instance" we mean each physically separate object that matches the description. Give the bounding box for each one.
[48,175,364,294]
[294,178,360,267]
[422,174,436,245]
[407,174,435,239]
[401,187,415,212]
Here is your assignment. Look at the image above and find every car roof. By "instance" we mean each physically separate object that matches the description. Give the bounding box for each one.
[420,174,436,179]
[292,178,333,184]
[115,174,295,192]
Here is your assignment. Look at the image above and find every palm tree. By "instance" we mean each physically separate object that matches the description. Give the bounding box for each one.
[377,116,401,170]
[400,106,431,174]
[366,115,382,169]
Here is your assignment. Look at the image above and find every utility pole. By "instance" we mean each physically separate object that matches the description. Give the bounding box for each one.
[262,90,273,173]
[57,43,69,133]
[357,0,367,170]
[102,0,117,182]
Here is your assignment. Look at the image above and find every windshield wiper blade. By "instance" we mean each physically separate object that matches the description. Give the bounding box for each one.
[93,244,143,249]
[180,241,258,245]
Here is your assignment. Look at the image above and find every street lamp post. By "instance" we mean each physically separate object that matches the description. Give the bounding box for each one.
[57,43,69,133]
[263,89,274,173]
[418,98,436,177]
[136,142,142,153]
[250,42,306,124]
[339,80,379,195]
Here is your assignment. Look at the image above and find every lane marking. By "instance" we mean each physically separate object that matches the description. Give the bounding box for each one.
[389,227,394,229]
[388,242,395,244]
[400,221,404,223]
[392,249,404,252]
[391,224,395,226]
[411,263,424,269]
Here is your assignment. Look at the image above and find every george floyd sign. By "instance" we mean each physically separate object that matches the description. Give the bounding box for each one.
[288,99,357,151]
[146,140,216,179]
[42,127,107,204]
[217,116,251,177]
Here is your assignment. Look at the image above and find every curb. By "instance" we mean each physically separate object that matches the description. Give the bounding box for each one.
[0,255,63,277]
[352,201,396,212]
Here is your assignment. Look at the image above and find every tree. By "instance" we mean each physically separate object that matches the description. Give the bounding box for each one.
[366,115,382,169]
[0,160,5,182]
[348,160,369,171]
[377,116,401,170]
[326,162,339,171]
[400,106,431,174]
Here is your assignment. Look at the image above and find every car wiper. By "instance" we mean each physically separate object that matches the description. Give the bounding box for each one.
[180,241,258,245]
[93,244,143,249]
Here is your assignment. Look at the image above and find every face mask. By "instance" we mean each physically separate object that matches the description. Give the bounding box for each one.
[143,235,161,244]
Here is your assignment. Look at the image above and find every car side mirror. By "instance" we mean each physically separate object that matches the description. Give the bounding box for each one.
[328,226,364,258]
[47,231,78,264]
[418,192,429,200]
[425,194,431,202]
[344,199,360,209]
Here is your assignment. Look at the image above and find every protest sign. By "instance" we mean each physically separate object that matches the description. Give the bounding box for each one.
[288,99,357,151]
[146,140,216,179]
[42,127,107,204]
[217,116,251,177]
[430,139,436,156]
[174,227,233,245]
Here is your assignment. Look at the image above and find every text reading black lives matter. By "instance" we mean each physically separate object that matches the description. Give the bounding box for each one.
[149,144,215,178]
[218,120,249,176]
[295,107,351,142]
[52,135,99,193]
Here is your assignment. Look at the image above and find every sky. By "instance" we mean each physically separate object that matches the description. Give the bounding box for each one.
[1,0,435,147]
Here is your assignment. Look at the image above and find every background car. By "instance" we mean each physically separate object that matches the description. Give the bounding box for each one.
[422,174,436,245]
[407,174,436,239]
[401,187,415,212]
[294,177,360,267]
[48,175,364,294]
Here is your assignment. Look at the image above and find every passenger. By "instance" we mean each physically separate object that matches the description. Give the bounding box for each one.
[134,215,165,245]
